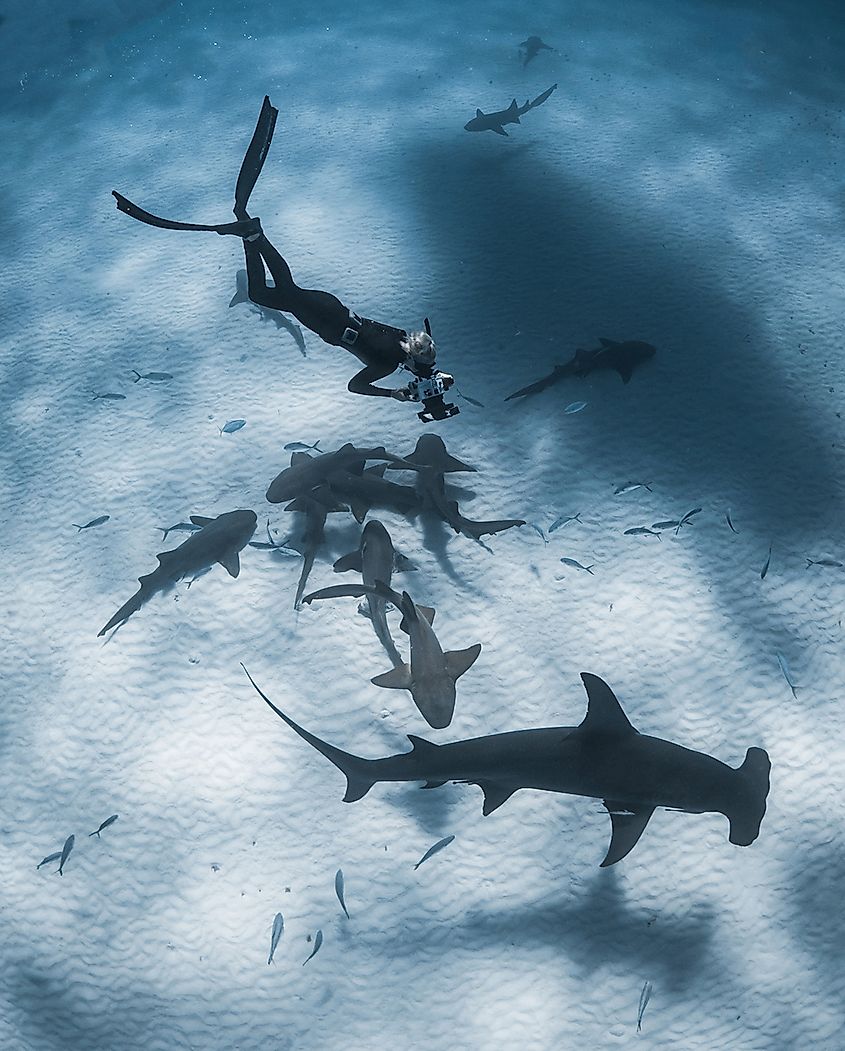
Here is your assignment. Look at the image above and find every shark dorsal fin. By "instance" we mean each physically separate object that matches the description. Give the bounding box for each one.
[600,803,654,866]
[598,337,619,348]
[578,673,637,736]
[190,515,214,527]
[365,463,388,478]
[407,733,439,755]
[476,108,484,118]
[290,451,312,466]
[509,99,519,111]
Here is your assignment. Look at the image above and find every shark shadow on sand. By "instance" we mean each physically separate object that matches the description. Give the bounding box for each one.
[244,669,770,867]
[506,338,657,400]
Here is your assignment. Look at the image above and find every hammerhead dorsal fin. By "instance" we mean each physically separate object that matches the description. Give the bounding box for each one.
[476,108,484,117]
[218,550,241,578]
[578,673,637,736]
[372,664,412,690]
[190,515,214,526]
[480,782,516,816]
[600,803,654,866]
[333,550,363,573]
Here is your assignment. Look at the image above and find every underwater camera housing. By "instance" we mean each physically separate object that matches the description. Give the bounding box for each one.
[406,369,460,423]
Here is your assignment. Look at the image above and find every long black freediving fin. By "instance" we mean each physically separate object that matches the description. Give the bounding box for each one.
[234,95,279,217]
[111,190,234,231]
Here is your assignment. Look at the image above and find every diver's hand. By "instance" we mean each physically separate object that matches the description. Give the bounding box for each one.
[390,387,413,401]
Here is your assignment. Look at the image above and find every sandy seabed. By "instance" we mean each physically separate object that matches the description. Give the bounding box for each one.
[1,0,844,1048]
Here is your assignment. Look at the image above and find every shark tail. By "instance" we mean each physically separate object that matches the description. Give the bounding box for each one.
[242,665,377,803]
[728,747,771,846]
[98,583,147,636]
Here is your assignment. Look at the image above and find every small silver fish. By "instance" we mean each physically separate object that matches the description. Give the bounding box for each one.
[637,980,653,1032]
[132,370,173,382]
[725,509,739,534]
[37,851,62,870]
[560,557,594,574]
[268,912,284,964]
[674,507,702,534]
[806,557,843,569]
[549,513,581,532]
[73,515,110,531]
[776,652,798,698]
[564,400,588,414]
[335,868,349,919]
[761,543,773,580]
[614,482,652,495]
[220,419,246,434]
[92,392,126,401]
[58,834,75,876]
[413,835,455,870]
[651,520,679,531]
[624,527,661,539]
[529,524,548,543]
[283,440,321,452]
[302,929,323,966]
[159,522,202,542]
[88,814,118,838]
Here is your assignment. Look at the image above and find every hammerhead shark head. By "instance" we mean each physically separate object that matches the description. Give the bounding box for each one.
[244,669,771,867]
[266,444,414,504]
[505,339,657,400]
[388,435,525,541]
[519,36,555,66]
[330,520,416,667]
[302,581,481,728]
[229,269,307,357]
[464,83,557,136]
[99,510,257,635]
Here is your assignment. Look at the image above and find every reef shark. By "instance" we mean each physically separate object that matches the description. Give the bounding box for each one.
[302,581,481,728]
[519,36,555,66]
[464,83,557,136]
[266,443,414,504]
[324,464,422,524]
[506,339,657,400]
[284,488,348,609]
[99,510,257,635]
[244,669,771,866]
[329,519,416,667]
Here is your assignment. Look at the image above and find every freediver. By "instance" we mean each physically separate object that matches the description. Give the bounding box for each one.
[112,97,458,420]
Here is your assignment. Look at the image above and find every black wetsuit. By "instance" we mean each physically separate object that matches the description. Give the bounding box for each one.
[242,234,408,397]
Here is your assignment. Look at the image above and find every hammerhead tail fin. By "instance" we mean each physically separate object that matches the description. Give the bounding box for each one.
[728,747,771,845]
[242,665,376,803]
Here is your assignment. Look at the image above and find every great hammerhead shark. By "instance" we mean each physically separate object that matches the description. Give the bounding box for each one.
[99,510,257,635]
[464,84,557,137]
[243,668,771,867]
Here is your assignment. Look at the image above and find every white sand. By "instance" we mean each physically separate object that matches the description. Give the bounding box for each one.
[1,0,844,1048]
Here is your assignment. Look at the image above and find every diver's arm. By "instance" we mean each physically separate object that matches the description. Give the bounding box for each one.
[348,364,407,398]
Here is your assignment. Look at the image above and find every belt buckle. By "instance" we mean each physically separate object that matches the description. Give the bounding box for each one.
[341,312,362,346]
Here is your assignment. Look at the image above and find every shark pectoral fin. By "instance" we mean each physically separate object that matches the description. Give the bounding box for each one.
[418,605,436,625]
[218,551,241,577]
[393,552,416,572]
[600,804,655,867]
[190,515,214,526]
[614,363,635,383]
[421,780,447,789]
[446,643,482,681]
[333,551,363,573]
[372,664,412,690]
[480,782,516,816]
[349,498,369,524]
[493,126,509,136]
[357,601,372,620]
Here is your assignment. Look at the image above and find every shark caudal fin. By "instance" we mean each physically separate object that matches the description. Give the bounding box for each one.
[241,665,377,803]
[728,747,771,846]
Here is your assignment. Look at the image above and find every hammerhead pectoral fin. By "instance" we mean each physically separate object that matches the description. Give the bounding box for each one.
[372,664,412,690]
[600,804,655,867]
[218,551,241,578]
[445,643,482,681]
[190,515,214,526]
[333,551,363,573]
[479,782,516,816]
